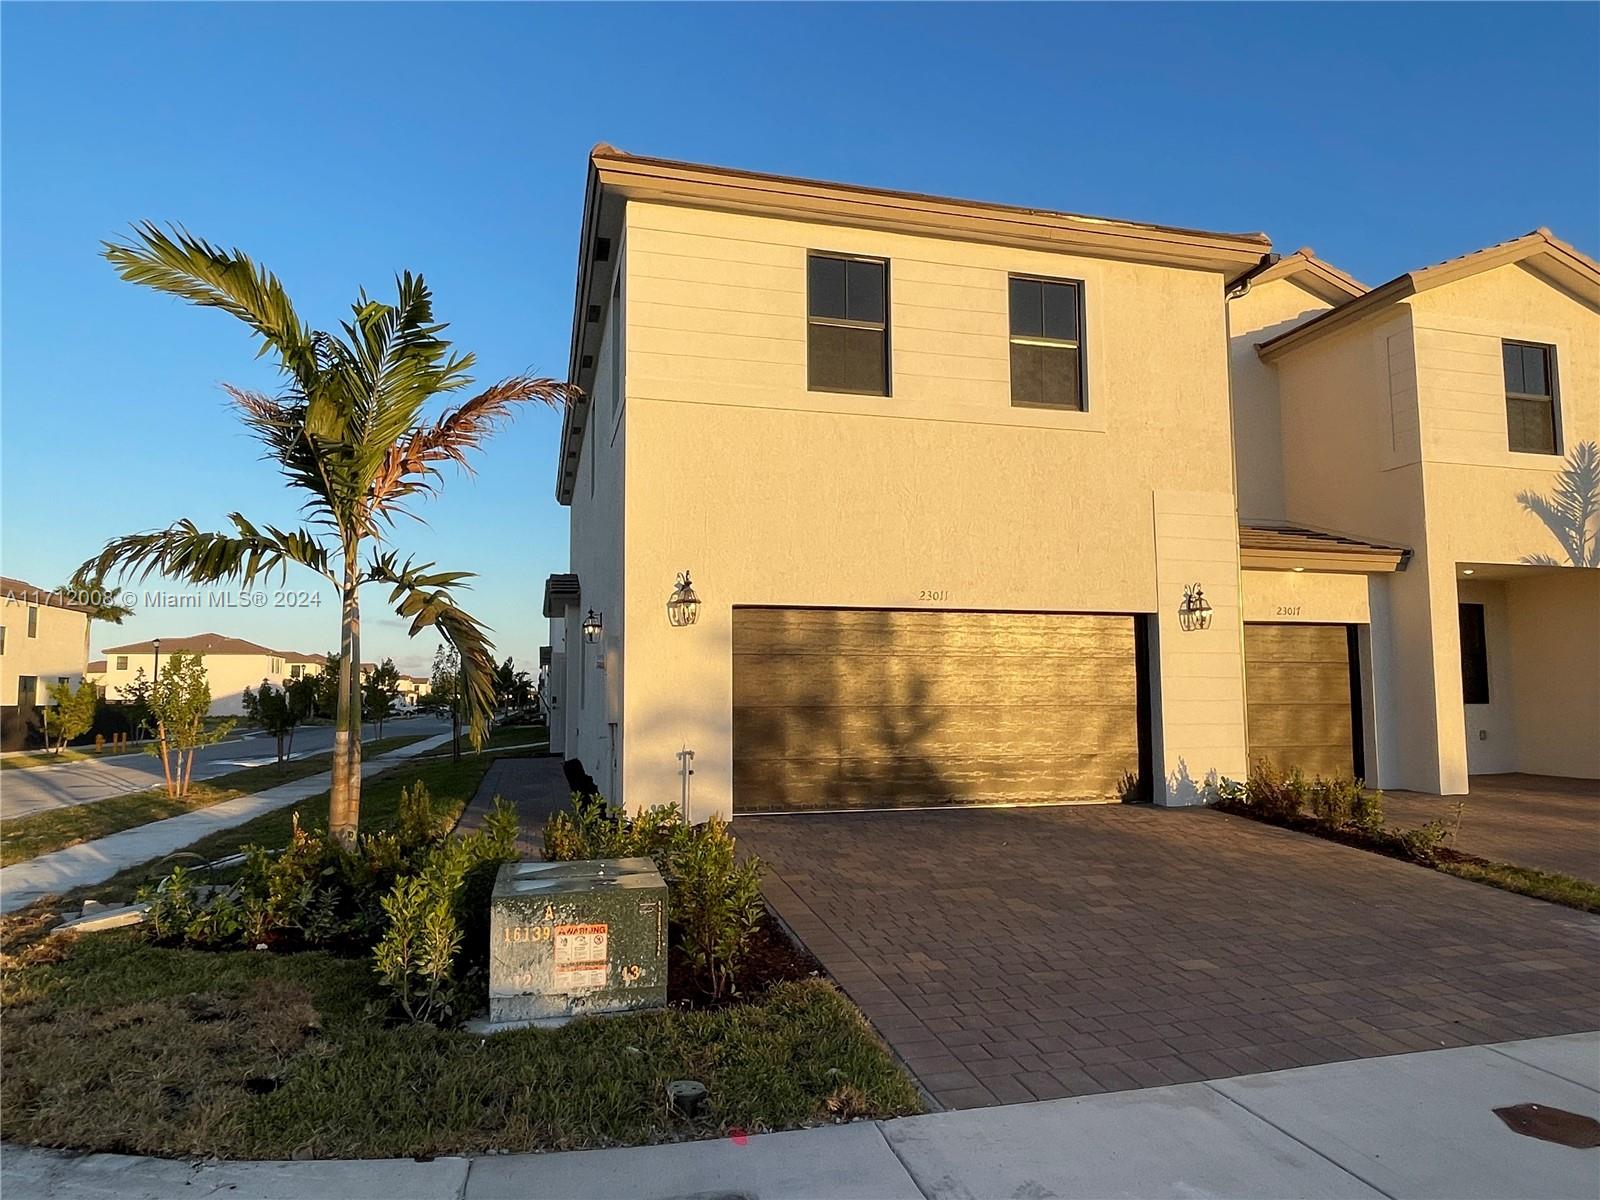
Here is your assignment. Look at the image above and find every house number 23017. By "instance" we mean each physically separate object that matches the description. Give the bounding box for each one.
[1275,605,1302,617]
[918,589,950,602]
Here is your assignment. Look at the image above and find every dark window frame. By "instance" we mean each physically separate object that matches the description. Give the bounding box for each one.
[27,606,38,638]
[1459,602,1490,705]
[806,251,891,397]
[1008,273,1087,412]
[115,655,129,671]
[1501,339,1561,456]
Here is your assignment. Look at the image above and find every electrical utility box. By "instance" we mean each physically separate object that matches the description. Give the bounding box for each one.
[488,858,668,1026]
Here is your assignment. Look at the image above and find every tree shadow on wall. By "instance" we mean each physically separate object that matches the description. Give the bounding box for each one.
[1517,440,1599,568]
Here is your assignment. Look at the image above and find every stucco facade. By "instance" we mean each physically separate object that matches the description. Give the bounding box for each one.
[99,634,326,717]
[550,148,1599,818]
[0,579,93,707]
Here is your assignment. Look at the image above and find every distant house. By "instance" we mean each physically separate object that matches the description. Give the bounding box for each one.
[98,633,326,717]
[398,674,431,707]
[0,576,94,749]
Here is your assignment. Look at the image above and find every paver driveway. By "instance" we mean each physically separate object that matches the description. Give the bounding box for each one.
[1383,774,1600,882]
[737,804,1600,1110]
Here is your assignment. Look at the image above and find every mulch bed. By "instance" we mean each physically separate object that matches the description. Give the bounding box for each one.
[668,909,825,1010]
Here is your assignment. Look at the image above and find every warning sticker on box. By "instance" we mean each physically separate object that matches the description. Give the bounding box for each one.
[553,923,609,990]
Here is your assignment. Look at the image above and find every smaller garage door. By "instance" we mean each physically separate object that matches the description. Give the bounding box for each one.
[1244,623,1363,781]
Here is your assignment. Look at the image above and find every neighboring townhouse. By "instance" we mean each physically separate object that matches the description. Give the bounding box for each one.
[1238,230,1599,793]
[544,147,1598,818]
[98,633,325,717]
[0,576,94,749]
[398,674,431,707]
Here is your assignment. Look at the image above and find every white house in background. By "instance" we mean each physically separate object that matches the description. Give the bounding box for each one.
[98,633,326,717]
[543,146,1597,820]
[398,674,431,707]
[1,576,94,749]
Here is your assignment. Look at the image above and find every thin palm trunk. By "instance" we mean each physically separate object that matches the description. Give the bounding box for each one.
[329,550,364,845]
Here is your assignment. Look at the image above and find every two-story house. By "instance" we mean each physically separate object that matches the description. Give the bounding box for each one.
[0,576,94,749]
[98,634,326,717]
[545,146,1597,819]
[1233,231,1599,794]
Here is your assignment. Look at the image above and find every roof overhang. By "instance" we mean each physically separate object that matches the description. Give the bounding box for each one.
[543,573,581,618]
[557,144,1274,502]
[1258,229,1600,362]
[1239,522,1410,573]
[1238,247,1368,305]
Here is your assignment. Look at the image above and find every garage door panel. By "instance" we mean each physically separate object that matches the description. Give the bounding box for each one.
[734,608,1140,812]
[734,656,1138,710]
[1244,623,1358,780]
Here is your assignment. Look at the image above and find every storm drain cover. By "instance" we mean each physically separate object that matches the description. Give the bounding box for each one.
[1493,1103,1600,1149]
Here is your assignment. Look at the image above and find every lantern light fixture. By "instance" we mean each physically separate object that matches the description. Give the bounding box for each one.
[667,570,701,628]
[582,609,603,643]
[1178,583,1213,632]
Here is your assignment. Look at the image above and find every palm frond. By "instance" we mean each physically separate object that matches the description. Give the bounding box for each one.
[77,515,335,588]
[103,223,317,389]
[368,375,575,522]
[364,551,496,746]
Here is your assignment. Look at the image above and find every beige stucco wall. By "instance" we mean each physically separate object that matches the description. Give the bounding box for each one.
[1504,569,1600,778]
[1228,278,1340,522]
[0,599,91,706]
[1241,568,1372,624]
[1272,260,1599,790]
[563,247,627,799]
[598,199,1247,818]
[100,651,317,717]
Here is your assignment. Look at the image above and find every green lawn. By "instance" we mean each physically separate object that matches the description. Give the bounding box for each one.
[408,723,550,759]
[65,748,508,905]
[0,930,921,1159]
[1437,856,1600,914]
[0,735,425,868]
[2,746,146,771]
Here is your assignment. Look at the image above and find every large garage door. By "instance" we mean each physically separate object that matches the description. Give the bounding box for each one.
[732,607,1142,813]
[1244,623,1362,781]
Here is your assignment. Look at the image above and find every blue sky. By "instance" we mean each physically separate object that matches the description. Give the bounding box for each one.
[3,2,1596,676]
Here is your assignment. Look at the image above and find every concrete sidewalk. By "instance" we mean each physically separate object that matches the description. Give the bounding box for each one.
[5,1032,1595,1199]
[0,733,454,913]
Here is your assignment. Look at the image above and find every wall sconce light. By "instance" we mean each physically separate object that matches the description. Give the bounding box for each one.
[1178,583,1213,632]
[667,570,701,628]
[582,609,603,643]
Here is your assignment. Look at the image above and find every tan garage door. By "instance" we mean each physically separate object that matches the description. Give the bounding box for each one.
[1244,623,1360,781]
[732,607,1142,813]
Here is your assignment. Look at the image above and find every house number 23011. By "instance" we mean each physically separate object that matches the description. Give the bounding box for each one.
[918,589,950,602]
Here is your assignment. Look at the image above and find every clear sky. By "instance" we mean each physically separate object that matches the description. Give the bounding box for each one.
[3,2,1596,677]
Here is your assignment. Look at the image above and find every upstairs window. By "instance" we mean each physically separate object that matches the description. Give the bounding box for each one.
[116,655,129,670]
[27,606,38,638]
[1502,340,1558,454]
[807,253,889,396]
[1010,276,1084,410]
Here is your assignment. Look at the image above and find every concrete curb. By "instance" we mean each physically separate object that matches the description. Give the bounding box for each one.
[0,733,454,913]
[2,1033,1594,1200]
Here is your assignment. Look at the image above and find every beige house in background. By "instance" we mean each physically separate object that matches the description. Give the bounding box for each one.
[99,634,326,717]
[0,577,94,749]
[543,146,1598,819]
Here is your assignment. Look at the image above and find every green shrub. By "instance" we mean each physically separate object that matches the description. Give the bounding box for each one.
[1350,787,1384,832]
[1248,760,1308,820]
[1393,819,1451,863]
[670,815,764,1001]
[1307,776,1362,826]
[544,799,767,1001]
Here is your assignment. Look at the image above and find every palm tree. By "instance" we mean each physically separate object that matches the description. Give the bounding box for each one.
[77,225,573,842]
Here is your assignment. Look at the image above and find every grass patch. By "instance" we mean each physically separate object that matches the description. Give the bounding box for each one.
[409,723,550,759]
[1,931,920,1159]
[0,735,426,868]
[64,750,506,905]
[1436,856,1600,914]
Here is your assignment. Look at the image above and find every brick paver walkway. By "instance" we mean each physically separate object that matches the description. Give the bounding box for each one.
[738,803,1600,1111]
[1384,774,1600,882]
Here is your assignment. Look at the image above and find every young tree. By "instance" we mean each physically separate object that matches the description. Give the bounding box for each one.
[43,678,99,755]
[431,644,463,762]
[284,672,318,754]
[243,677,315,763]
[364,658,402,737]
[76,226,572,843]
[120,667,155,739]
[147,652,234,797]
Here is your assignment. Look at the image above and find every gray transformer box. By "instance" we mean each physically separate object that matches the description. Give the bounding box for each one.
[488,858,668,1024]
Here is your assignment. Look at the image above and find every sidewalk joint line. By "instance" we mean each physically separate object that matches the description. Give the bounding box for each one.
[1202,1079,1398,1200]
